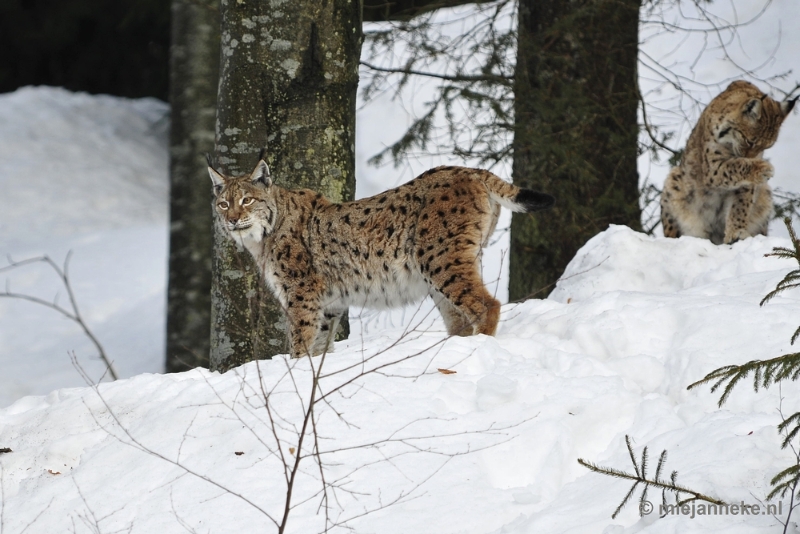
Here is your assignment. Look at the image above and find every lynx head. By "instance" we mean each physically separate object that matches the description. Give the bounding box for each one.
[209,158,279,243]
[711,80,797,157]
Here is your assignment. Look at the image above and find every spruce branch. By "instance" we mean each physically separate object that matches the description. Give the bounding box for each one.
[768,464,800,501]
[689,218,800,407]
[578,435,724,519]
[761,218,800,311]
[687,352,800,407]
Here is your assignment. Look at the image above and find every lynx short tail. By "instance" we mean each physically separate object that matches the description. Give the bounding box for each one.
[478,171,555,213]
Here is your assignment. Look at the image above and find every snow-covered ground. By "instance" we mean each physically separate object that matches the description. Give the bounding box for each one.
[0,87,169,407]
[2,226,800,533]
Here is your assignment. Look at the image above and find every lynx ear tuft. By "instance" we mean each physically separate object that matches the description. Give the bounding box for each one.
[251,160,272,187]
[208,165,225,196]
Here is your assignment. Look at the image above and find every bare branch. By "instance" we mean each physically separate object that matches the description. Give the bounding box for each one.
[0,254,118,380]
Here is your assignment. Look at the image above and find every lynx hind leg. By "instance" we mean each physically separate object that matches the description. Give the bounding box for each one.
[724,185,760,244]
[661,204,681,238]
[660,168,683,238]
[431,292,472,336]
[430,264,501,336]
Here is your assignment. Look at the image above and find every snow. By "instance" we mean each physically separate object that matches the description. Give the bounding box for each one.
[3,1,800,531]
[0,87,169,406]
[2,226,800,533]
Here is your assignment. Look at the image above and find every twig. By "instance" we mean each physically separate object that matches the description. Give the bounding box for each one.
[0,253,118,380]
[579,435,724,519]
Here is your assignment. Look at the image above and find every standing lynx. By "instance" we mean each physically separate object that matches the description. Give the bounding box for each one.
[661,80,796,245]
[210,158,554,358]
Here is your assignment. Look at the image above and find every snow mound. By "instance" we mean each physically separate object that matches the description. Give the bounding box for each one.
[0,87,168,406]
[2,227,799,533]
[0,86,169,244]
[551,225,790,302]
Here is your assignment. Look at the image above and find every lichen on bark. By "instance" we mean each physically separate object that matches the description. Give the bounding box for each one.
[210,0,362,372]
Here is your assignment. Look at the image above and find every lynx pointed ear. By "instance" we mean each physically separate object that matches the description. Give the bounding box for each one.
[251,160,272,187]
[743,97,762,119]
[781,95,798,116]
[208,165,226,196]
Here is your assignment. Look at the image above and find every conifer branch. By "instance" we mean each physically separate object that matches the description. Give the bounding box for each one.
[578,435,724,519]
[690,219,800,406]
[689,218,800,514]
[687,352,800,407]
[769,462,800,501]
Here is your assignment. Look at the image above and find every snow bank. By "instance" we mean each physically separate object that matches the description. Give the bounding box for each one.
[2,227,799,533]
[0,87,169,406]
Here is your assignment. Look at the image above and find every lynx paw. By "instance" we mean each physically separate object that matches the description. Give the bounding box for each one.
[753,160,774,183]
[724,229,750,245]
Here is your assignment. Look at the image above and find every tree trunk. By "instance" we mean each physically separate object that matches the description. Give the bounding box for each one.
[166,0,220,372]
[509,0,641,299]
[362,0,491,21]
[210,0,361,372]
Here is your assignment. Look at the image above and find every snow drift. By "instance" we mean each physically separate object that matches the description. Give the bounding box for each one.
[2,226,799,533]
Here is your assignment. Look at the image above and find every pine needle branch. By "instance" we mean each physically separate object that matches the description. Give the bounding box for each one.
[578,435,724,519]
[690,219,800,405]
[687,352,800,407]
[761,218,800,308]
[768,464,800,501]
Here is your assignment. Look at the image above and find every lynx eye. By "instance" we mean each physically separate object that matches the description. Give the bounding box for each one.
[242,197,255,206]
[218,201,230,210]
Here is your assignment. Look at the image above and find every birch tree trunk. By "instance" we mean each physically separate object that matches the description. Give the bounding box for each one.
[210,0,362,372]
[166,0,220,372]
[509,0,641,299]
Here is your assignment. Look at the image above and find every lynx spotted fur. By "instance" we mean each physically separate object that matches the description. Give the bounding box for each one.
[210,159,554,358]
[661,80,796,245]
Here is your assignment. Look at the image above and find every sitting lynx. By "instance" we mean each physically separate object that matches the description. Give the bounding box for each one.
[210,158,554,358]
[661,81,796,244]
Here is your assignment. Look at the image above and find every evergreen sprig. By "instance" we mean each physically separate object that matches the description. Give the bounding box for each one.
[687,352,800,408]
[688,217,800,405]
[688,217,800,509]
[578,435,724,519]
[761,217,800,344]
[769,464,800,501]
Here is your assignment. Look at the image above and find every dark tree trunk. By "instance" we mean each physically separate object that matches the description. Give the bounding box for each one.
[210,0,362,372]
[509,0,641,299]
[362,0,492,21]
[166,0,220,372]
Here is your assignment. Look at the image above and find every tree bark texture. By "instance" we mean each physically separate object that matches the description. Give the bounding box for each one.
[509,0,641,300]
[211,0,362,372]
[167,0,220,372]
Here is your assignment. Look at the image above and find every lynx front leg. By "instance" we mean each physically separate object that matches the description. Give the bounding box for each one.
[708,158,773,189]
[724,185,760,245]
[309,310,343,355]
